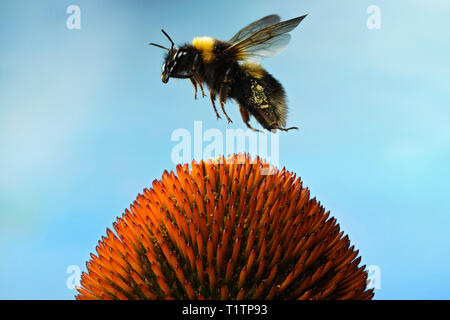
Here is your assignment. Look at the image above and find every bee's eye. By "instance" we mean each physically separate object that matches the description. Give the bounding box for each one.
[173,50,182,59]
[167,60,177,73]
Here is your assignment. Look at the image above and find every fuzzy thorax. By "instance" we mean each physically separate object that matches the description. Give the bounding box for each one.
[192,36,216,63]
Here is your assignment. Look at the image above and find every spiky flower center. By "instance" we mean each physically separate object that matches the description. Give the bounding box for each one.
[76,154,373,300]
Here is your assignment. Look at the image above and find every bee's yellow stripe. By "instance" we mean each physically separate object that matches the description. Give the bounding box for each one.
[242,62,265,79]
[192,37,216,63]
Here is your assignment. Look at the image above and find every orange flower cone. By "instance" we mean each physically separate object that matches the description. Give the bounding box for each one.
[76,154,374,300]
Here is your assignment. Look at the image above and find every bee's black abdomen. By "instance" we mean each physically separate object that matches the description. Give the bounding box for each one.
[230,66,289,130]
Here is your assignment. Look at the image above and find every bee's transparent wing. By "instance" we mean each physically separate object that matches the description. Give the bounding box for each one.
[226,15,307,62]
[229,14,281,43]
[235,34,292,62]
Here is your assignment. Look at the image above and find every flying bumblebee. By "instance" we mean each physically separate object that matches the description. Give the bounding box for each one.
[149,14,307,132]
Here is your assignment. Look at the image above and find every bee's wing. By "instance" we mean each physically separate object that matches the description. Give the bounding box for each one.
[229,14,281,43]
[226,15,307,62]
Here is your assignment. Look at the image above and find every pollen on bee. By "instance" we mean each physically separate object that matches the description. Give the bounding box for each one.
[192,36,216,63]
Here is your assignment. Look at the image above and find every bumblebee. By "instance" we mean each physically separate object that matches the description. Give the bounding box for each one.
[150,14,307,132]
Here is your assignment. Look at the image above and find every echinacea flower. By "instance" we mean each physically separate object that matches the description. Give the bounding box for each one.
[76,154,374,300]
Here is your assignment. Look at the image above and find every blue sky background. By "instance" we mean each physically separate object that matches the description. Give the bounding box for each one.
[1,0,449,299]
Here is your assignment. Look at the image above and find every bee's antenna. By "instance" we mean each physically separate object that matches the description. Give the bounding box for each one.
[148,42,170,51]
[161,29,174,50]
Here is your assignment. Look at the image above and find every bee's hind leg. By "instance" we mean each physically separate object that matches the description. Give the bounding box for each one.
[209,89,222,120]
[277,127,299,132]
[271,124,299,132]
[219,82,233,123]
[239,105,261,132]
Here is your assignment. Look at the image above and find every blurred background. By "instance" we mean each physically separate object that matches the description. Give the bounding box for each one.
[1,0,449,299]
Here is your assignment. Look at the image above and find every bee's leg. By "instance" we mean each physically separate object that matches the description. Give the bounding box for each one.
[239,105,261,132]
[219,82,233,123]
[209,89,221,120]
[170,73,199,100]
[276,126,299,132]
[189,77,198,100]
[269,122,299,132]
[192,70,206,98]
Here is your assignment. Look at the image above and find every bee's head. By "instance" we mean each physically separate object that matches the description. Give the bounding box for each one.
[150,29,177,84]
[161,48,179,84]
